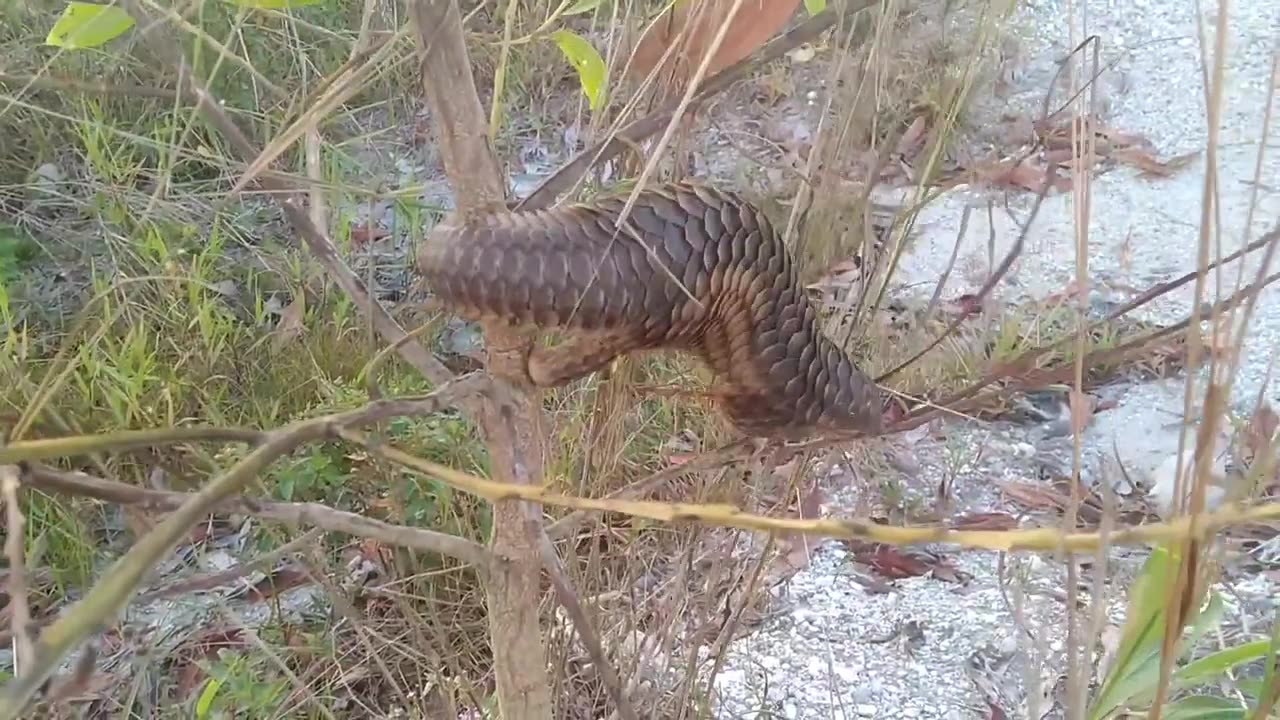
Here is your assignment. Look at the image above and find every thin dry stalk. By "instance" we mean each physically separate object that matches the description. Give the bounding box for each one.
[1,467,34,674]
[876,164,1059,384]
[538,534,639,720]
[1063,28,1101,720]
[1151,1,1235,714]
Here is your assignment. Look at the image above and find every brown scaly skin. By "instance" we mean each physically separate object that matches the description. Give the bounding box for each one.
[417,181,884,440]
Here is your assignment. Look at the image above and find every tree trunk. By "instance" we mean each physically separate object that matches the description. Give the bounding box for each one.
[410,1,554,717]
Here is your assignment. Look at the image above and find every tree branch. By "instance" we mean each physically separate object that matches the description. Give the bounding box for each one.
[22,465,489,568]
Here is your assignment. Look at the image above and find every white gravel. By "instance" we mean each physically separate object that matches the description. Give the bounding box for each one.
[711,0,1279,717]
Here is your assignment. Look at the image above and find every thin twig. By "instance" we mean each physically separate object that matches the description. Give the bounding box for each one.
[22,465,489,568]
[133,528,324,603]
[1,467,34,675]
[544,437,759,540]
[925,204,972,317]
[537,533,638,720]
[875,164,1059,384]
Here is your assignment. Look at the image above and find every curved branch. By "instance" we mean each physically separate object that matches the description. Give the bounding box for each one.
[23,465,490,568]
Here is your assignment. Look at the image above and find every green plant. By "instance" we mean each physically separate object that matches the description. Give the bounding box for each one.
[192,649,290,719]
[0,224,39,287]
[1087,543,1279,719]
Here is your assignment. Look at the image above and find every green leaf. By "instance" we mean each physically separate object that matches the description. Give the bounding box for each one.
[194,676,223,718]
[803,0,825,14]
[1173,640,1277,690]
[1159,695,1248,720]
[45,3,135,49]
[561,0,605,14]
[550,29,607,111]
[224,0,323,8]
[1088,544,1184,720]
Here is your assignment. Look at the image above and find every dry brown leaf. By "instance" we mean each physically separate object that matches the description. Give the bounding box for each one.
[895,115,929,158]
[998,480,1070,512]
[845,540,969,583]
[628,0,802,93]
[949,511,1018,531]
[976,157,1073,193]
[1112,147,1198,178]
[350,221,389,249]
[272,293,307,350]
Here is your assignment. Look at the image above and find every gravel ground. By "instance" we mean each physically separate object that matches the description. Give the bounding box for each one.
[711,0,1279,717]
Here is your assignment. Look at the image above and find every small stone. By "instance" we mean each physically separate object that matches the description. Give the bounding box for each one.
[857,704,877,717]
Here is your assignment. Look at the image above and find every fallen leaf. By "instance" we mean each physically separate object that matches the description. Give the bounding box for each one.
[845,540,969,583]
[1112,147,1198,178]
[350,221,389,249]
[974,156,1073,193]
[628,0,803,93]
[950,512,1018,531]
[271,293,307,350]
[895,115,929,159]
[999,480,1070,512]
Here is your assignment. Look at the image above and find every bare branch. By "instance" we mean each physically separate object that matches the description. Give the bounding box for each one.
[22,466,489,569]
[0,427,262,466]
